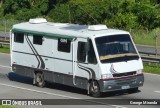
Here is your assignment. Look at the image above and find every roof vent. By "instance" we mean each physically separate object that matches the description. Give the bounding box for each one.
[88,25,107,31]
[29,18,47,24]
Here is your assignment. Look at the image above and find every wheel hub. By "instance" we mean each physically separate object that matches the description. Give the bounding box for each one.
[36,75,42,82]
[91,82,98,93]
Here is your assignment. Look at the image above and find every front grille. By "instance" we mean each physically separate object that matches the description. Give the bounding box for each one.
[116,78,137,85]
[113,71,136,77]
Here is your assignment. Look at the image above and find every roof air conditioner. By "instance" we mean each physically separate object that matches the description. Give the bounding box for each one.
[29,18,47,24]
[88,25,107,31]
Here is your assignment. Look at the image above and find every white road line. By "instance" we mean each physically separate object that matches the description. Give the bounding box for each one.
[0,82,127,108]
[154,91,160,93]
[0,65,11,69]
[0,82,79,99]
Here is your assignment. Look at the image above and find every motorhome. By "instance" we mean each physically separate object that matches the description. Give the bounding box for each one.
[10,18,144,97]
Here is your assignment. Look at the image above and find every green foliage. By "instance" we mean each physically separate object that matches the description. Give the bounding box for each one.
[0,0,160,30]
[0,106,16,108]
[69,0,105,24]
[106,0,138,29]
[48,4,70,22]
[105,13,138,30]
[132,28,160,46]
[2,0,52,20]
[0,45,10,54]
[144,63,160,75]
[132,1,160,29]
[0,8,2,18]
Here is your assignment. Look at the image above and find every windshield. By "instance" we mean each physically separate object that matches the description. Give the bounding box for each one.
[95,34,139,63]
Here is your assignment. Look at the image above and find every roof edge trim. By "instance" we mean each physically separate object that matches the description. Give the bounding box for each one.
[12,28,76,40]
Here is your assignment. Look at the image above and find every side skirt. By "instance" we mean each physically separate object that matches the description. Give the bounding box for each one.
[12,64,88,90]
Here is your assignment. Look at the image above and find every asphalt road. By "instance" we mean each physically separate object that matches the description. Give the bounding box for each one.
[0,53,160,108]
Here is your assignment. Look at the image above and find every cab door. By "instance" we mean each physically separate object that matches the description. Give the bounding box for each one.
[73,38,99,89]
[72,38,87,88]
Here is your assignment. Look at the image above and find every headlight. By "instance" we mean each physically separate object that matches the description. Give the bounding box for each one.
[101,74,113,79]
[137,69,143,74]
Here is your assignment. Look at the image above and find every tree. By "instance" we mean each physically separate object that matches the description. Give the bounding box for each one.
[1,0,160,30]
[48,4,71,22]
[132,1,160,29]
[2,0,54,20]
[69,0,106,24]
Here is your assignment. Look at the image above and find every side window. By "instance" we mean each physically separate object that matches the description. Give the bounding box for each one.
[58,38,71,53]
[88,39,97,64]
[14,33,24,43]
[77,42,86,62]
[33,35,43,45]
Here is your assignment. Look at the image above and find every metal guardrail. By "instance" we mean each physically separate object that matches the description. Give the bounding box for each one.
[0,33,159,64]
[0,32,10,47]
[136,45,160,64]
[0,41,9,47]
[0,32,10,38]
[141,56,160,64]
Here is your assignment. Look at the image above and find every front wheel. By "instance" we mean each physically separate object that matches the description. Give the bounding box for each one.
[89,81,101,97]
[35,73,45,88]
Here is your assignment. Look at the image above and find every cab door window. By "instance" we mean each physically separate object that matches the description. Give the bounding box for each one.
[88,39,97,64]
[77,42,86,62]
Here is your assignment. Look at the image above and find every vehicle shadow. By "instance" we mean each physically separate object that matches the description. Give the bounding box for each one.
[7,72,33,85]
[46,82,88,95]
[100,89,141,98]
[7,72,141,98]
[7,72,87,96]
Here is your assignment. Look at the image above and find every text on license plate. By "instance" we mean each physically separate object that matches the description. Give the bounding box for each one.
[121,85,130,89]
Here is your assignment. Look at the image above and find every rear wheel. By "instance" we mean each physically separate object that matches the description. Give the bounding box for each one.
[89,81,101,97]
[35,73,45,88]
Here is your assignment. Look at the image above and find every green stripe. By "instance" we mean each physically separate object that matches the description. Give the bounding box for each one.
[12,28,76,40]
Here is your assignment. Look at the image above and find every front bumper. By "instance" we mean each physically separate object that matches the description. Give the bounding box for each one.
[98,74,144,92]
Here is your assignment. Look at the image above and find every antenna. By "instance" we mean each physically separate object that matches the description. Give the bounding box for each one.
[78,5,100,24]
[69,1,100,24]
[68,4,71,23]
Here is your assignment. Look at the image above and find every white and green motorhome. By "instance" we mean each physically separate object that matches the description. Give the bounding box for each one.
[10,18,144,97]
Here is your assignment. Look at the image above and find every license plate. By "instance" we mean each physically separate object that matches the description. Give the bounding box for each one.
[121,85,130,89]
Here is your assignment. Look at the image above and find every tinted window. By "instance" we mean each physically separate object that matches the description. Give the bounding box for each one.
[77,42,86,62]
[88,39,97,64]
[14,33,24,43]
[58,38,71,53]
[33,35,43,45]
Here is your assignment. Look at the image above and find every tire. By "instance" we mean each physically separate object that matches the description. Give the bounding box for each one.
[128,87,138,93]
[35,73,45,88]
[89,80,101,97]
